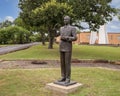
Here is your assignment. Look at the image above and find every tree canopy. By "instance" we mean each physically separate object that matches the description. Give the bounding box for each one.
[0,20,13,28]
[117,9,120,20]
[18,0,116,48]
[19,0,116,30]
[63,0,116,30]
[19,0,48,27]
[32,0,73,48]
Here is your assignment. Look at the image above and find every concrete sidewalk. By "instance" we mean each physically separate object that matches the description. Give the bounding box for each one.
[0,42,40,55]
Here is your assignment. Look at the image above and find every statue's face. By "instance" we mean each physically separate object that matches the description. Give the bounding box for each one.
[64,16,70,25]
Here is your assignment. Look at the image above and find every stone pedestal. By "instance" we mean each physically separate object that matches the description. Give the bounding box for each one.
[46,82,82,94]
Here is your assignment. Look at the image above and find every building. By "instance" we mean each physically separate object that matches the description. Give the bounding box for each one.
[75,32,120,45]
[108,33,120,44]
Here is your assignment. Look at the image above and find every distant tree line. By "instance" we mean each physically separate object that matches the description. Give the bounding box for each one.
[0,19,48,44]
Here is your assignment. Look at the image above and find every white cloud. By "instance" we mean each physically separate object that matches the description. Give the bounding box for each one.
[111,0,120,4]
[81,29,90,32]
[106,15,120,32]
[113,16,119,22]
[81,22,89,29]
[107,0,120,32]
[111,25,119,29]
[4,16,14,22]
[110,0,120,8]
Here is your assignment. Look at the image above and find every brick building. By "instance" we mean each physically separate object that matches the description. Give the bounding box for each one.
[75,32,120,45]
[108,33,120,44]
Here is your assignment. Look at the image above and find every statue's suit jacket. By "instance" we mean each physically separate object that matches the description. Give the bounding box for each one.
[59,25,77,52]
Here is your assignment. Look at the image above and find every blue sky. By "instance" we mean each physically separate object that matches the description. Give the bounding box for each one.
[107,0,120,32]
[0,0,19,22]
[0,0,120,32]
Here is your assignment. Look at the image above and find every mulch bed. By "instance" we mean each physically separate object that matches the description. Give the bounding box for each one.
[0,60,120,70]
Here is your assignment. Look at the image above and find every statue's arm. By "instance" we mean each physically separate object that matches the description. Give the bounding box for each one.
[55,27,61,37]
[56,31,60,37]
[68,27,77,41]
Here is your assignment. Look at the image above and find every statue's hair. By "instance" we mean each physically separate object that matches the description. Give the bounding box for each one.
[64,16,71,20]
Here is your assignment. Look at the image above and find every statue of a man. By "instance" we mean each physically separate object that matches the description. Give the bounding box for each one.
[58,16,77,84]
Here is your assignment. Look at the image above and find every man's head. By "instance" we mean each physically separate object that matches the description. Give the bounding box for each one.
[64,16,70,25]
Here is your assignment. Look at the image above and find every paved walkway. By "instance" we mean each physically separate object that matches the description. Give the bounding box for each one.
[0,42,40,55]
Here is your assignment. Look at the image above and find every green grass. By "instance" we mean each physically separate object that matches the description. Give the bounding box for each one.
[0,68,120,96]
[73,45,120,60]
[0,44,59,60]
[0,44,120,60]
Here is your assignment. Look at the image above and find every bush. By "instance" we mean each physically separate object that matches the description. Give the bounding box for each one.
[0,26,31,44]
[29,33,41,42]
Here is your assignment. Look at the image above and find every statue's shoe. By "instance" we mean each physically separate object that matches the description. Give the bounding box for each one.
[58,78,66,82]
[65,78,70,84]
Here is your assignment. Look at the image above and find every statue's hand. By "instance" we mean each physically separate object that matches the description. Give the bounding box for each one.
[61,36,69,41]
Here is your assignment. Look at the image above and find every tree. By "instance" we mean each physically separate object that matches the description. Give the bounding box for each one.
[14,17,26,28]
[19,0,48,45]
[117,9,120,20]
[18,0,116,48]
[33,0,73,49]
[0,26,31,44]
[14,17,47,45]
[0,20,13,28]
[0,23,2,28]
[32,25,48,45]
[57,0,116,31]
[19,0,47,27]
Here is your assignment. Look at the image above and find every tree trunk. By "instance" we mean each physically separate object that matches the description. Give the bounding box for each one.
[41,32,46,46]
[19,34,23,44]
[48,28,54,49]
[42,39,46,45]
[48,35,54,49]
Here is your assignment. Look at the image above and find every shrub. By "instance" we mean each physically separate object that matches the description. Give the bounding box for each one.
[0,26,31,44]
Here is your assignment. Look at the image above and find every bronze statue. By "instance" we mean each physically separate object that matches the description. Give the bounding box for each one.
[55,16,77,86]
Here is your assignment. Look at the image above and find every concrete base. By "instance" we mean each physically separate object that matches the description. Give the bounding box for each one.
[46,82,82,94]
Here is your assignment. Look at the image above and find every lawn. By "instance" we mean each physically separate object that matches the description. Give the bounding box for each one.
[0,68,120,96]
[0,44,119,60]
[0,44,120,96]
